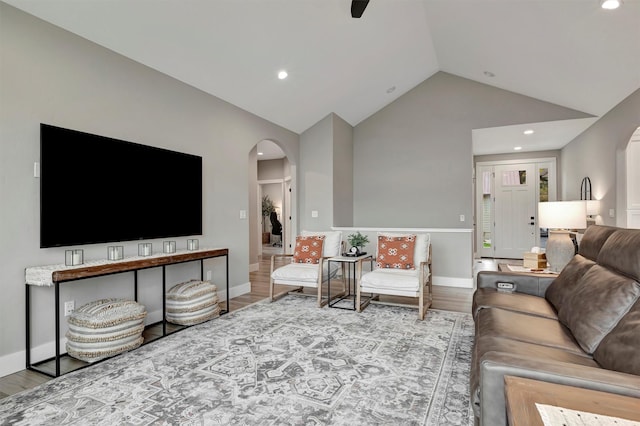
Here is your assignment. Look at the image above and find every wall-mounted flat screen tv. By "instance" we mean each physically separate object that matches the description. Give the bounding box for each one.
[40,124,202,248]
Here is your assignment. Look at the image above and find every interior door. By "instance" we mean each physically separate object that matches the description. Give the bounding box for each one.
[493,163,536,258]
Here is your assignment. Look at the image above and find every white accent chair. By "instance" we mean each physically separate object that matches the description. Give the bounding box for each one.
[356,233,432,320]
[269,230,344,307]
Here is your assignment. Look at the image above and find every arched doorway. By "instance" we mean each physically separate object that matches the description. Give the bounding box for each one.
[248,139,295,273]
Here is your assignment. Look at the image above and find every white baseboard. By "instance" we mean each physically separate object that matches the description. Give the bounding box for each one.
[225,282,251,300]
[0,350,29,378]
[433,275,474,289]
[0,282,254,379]
[0,336,70,378]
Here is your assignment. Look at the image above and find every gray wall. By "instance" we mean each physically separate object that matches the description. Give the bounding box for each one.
[299,114,334,231]
[561,89,640,226]
[0,3,298,374]
[258,158,286,181]
[332,114,354,227]
[299,113,354,231]
[353,72,591,228]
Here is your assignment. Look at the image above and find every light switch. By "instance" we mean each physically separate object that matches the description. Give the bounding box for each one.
[459,214,465,222]
[609,209,615,218]
[33,162,40,178]
[239,210,247,219]
[311,210,318,218]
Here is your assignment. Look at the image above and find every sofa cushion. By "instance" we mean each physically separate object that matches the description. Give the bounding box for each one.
[360,267,420,293]
[271,262,340,285]
[597,228,640,281]
[470,335,599,416]
[544,254,596,312]
[577,225,619,261]
[472,288,558,320]
[476,308,585,355]
[559,265,640,354]
[593,298,640,375]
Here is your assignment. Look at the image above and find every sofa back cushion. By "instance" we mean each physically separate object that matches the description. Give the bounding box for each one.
[597,228,640,282]
[545,254,596,312]
[559,265,640,354]
[593,298,640,375]
[577,225,619,261]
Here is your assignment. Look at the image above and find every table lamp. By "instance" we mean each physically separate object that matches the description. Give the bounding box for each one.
[538,201,587,272]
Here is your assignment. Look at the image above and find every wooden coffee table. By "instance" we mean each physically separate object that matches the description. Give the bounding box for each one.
[505,376,640,426]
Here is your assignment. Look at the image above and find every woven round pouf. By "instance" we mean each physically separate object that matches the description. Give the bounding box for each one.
[166,279,220,326]
[66,298,147,363]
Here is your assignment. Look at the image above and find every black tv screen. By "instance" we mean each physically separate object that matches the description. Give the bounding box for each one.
[40,124,202,248]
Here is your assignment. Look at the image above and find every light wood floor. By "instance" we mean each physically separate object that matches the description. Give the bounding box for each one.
[0,254,473,399]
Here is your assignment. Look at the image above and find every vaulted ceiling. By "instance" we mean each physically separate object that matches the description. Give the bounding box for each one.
[4,0,639,154]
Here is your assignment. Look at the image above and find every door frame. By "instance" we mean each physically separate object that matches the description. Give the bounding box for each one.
[475,157,557,258]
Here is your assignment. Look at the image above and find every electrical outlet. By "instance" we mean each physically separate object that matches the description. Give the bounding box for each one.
[206,270,212,281]
[64,300,75,316]
[459,214,465,222]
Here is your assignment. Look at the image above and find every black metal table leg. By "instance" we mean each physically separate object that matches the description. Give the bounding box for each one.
[55,281,60,377]
[25,284,30,370]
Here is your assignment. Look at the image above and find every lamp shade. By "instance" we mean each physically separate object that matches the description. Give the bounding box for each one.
[586,200,601,216]
[538,201,587,229]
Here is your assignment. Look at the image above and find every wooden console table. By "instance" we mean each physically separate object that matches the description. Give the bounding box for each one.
[505,376,640,425]
[25,248,229,377]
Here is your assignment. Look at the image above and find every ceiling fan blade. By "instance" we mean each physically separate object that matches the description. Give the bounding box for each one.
[351,0,370,18]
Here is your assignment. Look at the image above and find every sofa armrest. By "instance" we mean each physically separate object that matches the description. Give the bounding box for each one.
[479,351,640,426]
[476,271,555,297]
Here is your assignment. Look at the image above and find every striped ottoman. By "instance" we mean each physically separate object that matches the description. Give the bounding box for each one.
[66,298,147,363]
[166,279,220,326]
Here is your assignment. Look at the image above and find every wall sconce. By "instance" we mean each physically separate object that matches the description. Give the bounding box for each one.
[581,176,600,218]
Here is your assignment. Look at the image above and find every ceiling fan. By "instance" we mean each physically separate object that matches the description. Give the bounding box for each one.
[351,0,370,18]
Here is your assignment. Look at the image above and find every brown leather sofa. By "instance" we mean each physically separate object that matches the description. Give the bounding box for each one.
[471,225,640,425]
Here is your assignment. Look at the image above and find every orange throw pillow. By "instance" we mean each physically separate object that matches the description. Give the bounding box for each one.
[292,235,325,264]
[376,235,416,269]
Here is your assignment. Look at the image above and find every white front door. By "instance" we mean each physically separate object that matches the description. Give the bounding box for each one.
[493,163,537,258]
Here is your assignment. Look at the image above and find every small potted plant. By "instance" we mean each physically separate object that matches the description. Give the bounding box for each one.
[347,231,369,255]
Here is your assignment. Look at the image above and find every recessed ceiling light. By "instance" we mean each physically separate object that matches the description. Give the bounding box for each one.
[483,71,495,78]
[257,152,264,156]
[601,0,621,9]
[386,86,396,94]
[277,70,288,80]
[523,129,534,135]
[514,146,523,151]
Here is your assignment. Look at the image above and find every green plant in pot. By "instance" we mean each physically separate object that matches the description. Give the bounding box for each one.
[347,231,369,255]
[261,195,275,233]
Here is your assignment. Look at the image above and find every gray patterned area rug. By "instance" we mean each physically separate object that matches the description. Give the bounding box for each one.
[1,295,474,425]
